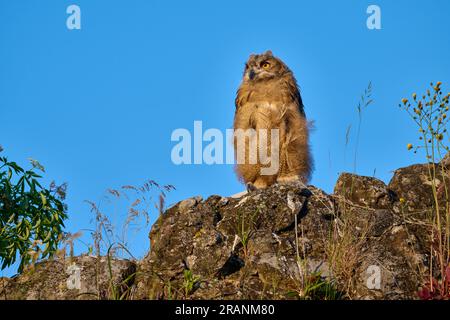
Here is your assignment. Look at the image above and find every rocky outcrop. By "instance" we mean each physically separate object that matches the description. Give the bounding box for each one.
[1,162,445,300]
[0,256,136,300]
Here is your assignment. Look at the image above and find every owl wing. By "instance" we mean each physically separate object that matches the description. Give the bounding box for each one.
[289,80,306,118]
[235,87,245,110]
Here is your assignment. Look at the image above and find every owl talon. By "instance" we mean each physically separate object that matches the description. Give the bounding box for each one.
[246,183,257,192]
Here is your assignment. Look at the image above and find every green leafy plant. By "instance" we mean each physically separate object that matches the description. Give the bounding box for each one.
[234,208,259,257]
[292,212,343,300]
[0,149,67,272]
[287,271,341,300]
[183,269,200,298]
[399,81,450,299]
[106,243,137,300]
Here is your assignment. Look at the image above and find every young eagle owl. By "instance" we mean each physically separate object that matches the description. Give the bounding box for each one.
[233,50,313,190]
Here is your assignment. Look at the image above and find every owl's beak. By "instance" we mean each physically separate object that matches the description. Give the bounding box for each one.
[248,69,256,80]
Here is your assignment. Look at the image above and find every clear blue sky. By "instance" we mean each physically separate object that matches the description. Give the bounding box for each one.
[1,0,450,276]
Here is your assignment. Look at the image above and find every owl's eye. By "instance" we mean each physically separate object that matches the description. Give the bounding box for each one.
[261,62,271,69]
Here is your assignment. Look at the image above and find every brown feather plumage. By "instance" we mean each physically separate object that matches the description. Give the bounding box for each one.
[233,51,313,189]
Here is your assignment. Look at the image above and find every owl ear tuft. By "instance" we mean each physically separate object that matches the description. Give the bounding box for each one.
[264,50,273,56]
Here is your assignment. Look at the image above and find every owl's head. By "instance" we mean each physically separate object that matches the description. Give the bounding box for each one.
[242,50,291,82]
